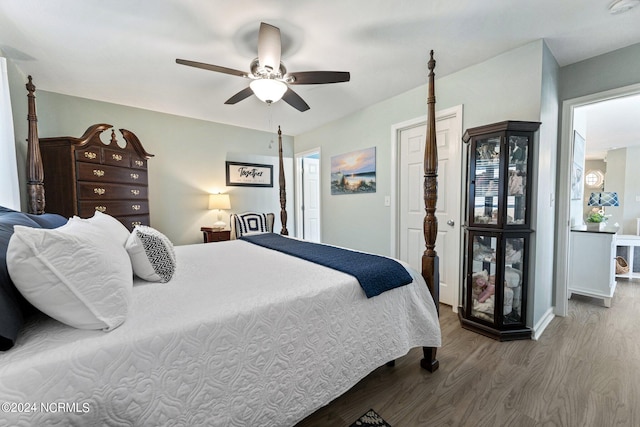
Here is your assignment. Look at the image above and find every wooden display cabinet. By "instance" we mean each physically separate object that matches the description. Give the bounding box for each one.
[459,121,540,341]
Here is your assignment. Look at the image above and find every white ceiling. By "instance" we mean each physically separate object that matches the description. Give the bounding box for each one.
[1,0,640,136]
[579,93,640,159]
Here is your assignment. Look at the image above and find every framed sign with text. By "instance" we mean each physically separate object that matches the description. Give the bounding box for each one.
[225,161,273,187]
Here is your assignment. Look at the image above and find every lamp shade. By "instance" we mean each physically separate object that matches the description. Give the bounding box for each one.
[208,193,231,210]
[587,192,619,207]
[249,79,287,104]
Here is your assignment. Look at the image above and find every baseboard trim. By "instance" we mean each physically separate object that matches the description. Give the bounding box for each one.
[531,307,555,341]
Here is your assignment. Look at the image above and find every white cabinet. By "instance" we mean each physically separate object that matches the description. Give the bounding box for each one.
[568,230,616,307]
[616,234,640,280]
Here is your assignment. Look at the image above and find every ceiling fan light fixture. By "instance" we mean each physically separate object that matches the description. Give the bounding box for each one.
[250,79,287,104]
[609,0,640,14]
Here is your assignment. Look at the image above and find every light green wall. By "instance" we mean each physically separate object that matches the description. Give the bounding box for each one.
[6,72,294,245]
[4,52,29,211]
[622,147,640,234]
[296,41,547,257]
[530,42,559,325]
[605,147,640,234]
[560,43,640,101]
[605,148,626,230]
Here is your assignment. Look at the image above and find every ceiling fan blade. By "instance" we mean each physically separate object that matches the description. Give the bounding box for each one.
[281,87,310,112]
[176,59,247,78]
[257,22,281,72]
[287,71,350,85]
[224,87,254,105]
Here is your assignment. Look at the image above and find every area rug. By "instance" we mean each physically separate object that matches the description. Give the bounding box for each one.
[349,409,392,427]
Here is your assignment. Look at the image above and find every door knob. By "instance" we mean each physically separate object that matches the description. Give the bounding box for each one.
[447,219,455,226]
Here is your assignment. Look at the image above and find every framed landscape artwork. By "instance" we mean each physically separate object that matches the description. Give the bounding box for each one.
[331,147,376,195]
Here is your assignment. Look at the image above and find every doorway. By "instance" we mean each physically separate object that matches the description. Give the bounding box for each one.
[295,149,321,242]
[556,83,640,316]
[392,105,463,310]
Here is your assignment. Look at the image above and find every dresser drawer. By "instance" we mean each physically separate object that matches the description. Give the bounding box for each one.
[75,147,101,164]
[76,162,147,184]
[117,214,150,231]
[103,148,131,167]
[77,181,148,200]
[131,157,148,170]
[78,200,149,217]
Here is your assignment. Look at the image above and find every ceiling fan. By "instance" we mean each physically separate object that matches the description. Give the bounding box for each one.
[176,22,350,112]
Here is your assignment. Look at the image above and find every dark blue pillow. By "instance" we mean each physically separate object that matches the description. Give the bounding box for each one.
[0,206,67,350]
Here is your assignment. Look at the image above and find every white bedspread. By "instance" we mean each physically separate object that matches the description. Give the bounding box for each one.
[0,240,440,427]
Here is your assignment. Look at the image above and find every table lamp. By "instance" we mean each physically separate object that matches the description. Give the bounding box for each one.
[209,193,231,230]
[587,192,619,209]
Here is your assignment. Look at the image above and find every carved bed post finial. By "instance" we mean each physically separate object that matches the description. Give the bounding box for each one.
[26,76,45,214]
[421,50,440,372]
[278,126,288,235]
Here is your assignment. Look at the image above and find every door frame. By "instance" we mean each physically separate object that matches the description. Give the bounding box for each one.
[390,104,464,308]
[294,147,322,241]
[555,82,640,317]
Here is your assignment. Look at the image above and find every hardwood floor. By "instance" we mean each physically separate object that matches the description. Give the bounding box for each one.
[296,280,640,427]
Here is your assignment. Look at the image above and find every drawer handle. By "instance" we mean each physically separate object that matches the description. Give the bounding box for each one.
[93,188,106,195]
[93,169,105,177]
[132,204,141,211]
[134,160,144,167]
[130,173,139,180]
[112,154,123,161]
[131,221,142,227]
[95,206,107,213]
[84,152,97,160]
[130,189,140,196]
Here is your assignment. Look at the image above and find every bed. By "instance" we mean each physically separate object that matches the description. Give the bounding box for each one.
[0,51,441,426]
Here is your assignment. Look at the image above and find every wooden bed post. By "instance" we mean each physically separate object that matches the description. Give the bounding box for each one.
[26,76,45,214]
[421,50,440,372]
[278,126,288,236]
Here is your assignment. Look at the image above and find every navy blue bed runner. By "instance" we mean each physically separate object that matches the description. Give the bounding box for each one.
[240,233,413,298]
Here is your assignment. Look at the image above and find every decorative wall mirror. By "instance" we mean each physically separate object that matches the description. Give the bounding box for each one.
[585,169,604,189]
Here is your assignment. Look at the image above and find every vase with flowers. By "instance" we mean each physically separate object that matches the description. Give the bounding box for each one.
[585,208,607,231]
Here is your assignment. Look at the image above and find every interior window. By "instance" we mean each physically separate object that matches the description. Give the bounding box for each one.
[584,170,604,188]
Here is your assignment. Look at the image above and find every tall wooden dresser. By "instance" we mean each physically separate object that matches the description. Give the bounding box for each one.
[39,124,154,231]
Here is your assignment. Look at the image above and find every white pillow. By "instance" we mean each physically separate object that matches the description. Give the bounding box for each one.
[6,224,132,330]
[71,211,130,247]
[126,226,176,283]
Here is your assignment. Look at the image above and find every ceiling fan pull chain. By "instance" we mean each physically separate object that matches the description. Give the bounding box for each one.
[267,106,274,149]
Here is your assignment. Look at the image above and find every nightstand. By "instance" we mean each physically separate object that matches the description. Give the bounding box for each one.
[201,227,231,243]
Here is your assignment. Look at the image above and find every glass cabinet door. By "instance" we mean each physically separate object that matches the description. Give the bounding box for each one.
[470,233,497,323]
[506,135,529,225]
[503,236,526,325]
[471,137,501,226]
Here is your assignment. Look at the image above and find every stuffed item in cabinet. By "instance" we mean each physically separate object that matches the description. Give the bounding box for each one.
[504,266,521,288]
[505,241,522,265]
[508,170,525,195]
[473,239,494,262]
[478,282,495,303]
[512,286,522,314]
[471,270,496,321]
[477,143,498,160]
[471,270,496,300]
[503,286,514,314]
[509,139,527,164]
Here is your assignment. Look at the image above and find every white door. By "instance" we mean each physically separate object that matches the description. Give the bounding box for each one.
[302,157,320,242]
[399,106,462,309]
